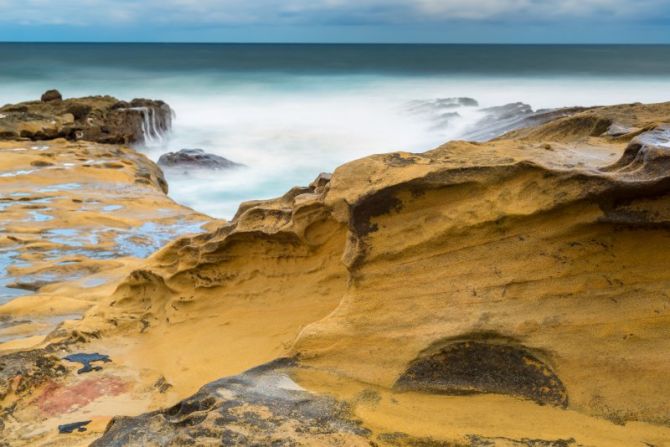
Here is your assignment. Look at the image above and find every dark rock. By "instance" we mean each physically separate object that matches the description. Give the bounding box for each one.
[63,353,111,374]
[66,103,93,120]
[395,338,567,407]
[30,160,55,168]
[110,101,130,110]
[5,280,50,292]
[41,90,62,103]
[58,420,91,434]
[462,103,588,141]
[0,347,68,402]
[92,358,371,446]
[157,149,244,170]
[0,95,173,145]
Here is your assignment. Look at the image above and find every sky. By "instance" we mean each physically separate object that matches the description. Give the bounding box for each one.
[0,0,668,43]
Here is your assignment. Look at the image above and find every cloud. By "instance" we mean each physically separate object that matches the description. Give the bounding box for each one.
[0,0,667,27]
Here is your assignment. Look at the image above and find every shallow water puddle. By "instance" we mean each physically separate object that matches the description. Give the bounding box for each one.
[37,183,82,193]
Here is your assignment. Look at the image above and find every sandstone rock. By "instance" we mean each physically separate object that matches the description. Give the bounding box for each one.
[157,148,243,170]
[81,101,670,441]
[40,89,62,103]
[5,101,670,446]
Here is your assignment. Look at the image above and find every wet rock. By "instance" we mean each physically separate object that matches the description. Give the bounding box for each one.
[463,103,588,141]
[407,97,479,129]
[157,148,244,170]
[63,353,112,374]
[408,97,479,113]
[6,279,50,292]
[41,89,63,103]
[0,94,173,144]
[92,358,371,446]
[58,420,91,434]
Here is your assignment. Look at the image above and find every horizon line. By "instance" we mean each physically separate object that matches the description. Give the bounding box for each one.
[0,41,670,46]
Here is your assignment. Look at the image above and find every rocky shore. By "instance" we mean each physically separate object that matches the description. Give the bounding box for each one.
[0,91,172,145]
[1,95,670,446]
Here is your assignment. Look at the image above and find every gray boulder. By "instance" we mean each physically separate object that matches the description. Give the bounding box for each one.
[158,149,244,170]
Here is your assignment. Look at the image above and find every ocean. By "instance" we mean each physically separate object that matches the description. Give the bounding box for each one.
[1,43,669,218]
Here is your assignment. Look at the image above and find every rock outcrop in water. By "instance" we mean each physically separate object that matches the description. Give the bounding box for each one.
[158,148,244,170]
[0,92,173,144]
[2,100,670,446]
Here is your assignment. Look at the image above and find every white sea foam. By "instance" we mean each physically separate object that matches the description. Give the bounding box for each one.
[2,73,669,218]
[138,75,670,218]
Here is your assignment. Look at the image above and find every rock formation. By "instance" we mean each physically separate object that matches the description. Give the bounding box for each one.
[0,92,173,144]
[0,136,213,355]
[2,100,670,446]
[158,148,244,170]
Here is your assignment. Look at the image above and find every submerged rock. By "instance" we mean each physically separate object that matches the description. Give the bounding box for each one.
[0,93,173,144]
[157,148,244,170]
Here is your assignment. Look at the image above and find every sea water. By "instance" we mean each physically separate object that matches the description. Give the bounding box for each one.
[1,43,669,218]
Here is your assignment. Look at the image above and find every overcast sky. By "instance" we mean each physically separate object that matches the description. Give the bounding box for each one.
[0,0,668,43]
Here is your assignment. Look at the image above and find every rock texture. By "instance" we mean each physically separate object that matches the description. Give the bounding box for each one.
[0,93,173,144]
[3,101,670,446]
[0,136,212,357]
[92,358,372,447]
[158,148,244,170]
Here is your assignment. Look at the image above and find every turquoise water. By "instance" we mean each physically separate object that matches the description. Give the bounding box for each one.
[1,44,669,218]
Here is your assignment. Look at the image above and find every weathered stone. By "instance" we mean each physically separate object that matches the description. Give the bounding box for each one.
[157,148,244,170]
[40,89,63,103]
[92,359,371,447]
[0,94,173,144]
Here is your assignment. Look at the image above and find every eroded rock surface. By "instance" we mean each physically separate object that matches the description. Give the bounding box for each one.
[92,359,372,447]
[4,101,670,446]
[0,93,173,144]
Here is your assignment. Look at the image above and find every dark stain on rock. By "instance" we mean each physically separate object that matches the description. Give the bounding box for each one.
[395,340,567,408]
[58,420,91,434]
[351,188,404,236]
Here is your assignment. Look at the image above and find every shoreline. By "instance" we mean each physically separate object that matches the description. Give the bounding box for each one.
[1,96,670,445]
